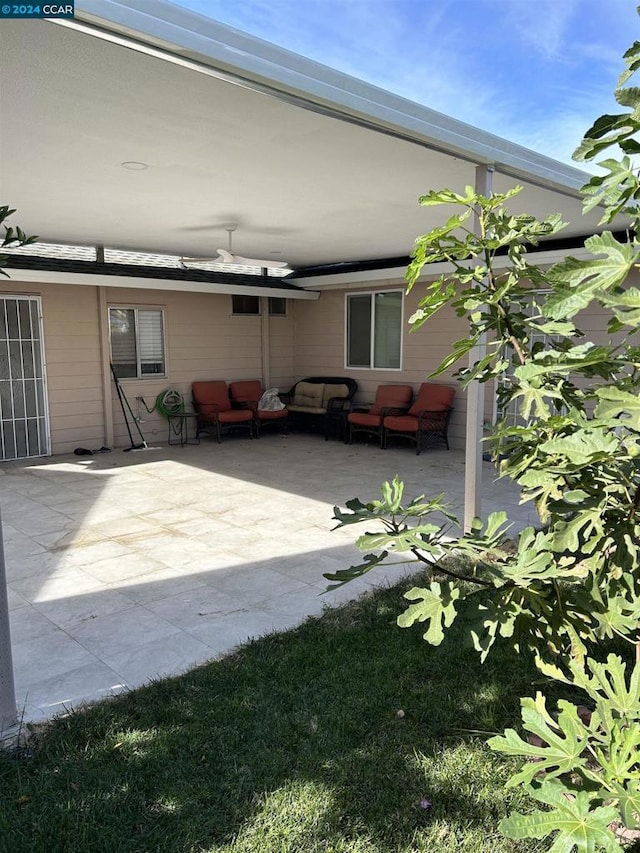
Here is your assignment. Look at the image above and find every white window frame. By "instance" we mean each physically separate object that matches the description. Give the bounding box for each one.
[344,289,404,371]
[109,306,166,379]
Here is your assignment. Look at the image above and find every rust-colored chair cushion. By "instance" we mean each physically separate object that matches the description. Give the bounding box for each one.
[218,409,253,424]
[192,380,233,414]
[192,380,253,442]
[348,412,384,428]
[229,380,263,406]
[348,384,413,446]
[408,383,455,415]
[348,384,413,426]
[383,414,419,432]
[228,379,288,436]
[383,383,455,453]
[368,384,413,416]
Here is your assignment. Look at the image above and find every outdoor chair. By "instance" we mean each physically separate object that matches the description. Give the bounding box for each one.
[383,383,455,454]
[347,384,413,447]
[192,380,254,442]
[279,376,358,440]
[229,380,288,438]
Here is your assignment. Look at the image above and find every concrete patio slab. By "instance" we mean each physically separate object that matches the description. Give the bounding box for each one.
[0,434,537,727]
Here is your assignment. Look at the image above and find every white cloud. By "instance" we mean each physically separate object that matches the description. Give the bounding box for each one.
[493,0,579,60]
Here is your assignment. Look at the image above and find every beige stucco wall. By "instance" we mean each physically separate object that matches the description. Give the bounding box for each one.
[105,287,297,448]
[1,280,296,456]
[1,280,104,456]
[291,278,471,449]
[287,268,639,451]
[3,265,634,459]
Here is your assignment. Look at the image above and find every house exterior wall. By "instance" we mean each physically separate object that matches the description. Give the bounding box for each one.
[0,279,295,456]
[291,278,471,449]
[289,270,640,451]
[105,286,297,448]
[268,309,296,393]
[105,286,257,448]
[2,266,634,459]
[1,280,104,456]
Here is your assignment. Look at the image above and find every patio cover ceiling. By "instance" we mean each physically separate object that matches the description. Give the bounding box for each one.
[1,0,606,279]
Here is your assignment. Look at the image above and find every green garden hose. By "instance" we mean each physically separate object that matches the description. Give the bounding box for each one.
[154,389,185,418]
[137,390,186,436]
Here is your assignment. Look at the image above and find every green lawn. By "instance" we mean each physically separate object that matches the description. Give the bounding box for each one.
[0,576,550,853]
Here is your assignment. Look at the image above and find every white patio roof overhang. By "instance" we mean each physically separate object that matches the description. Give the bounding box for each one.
[0,0,608,299]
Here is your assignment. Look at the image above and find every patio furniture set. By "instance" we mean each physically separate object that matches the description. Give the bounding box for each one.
[188,377,454,455]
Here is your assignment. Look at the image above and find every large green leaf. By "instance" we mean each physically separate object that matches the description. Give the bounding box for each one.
[397,582,460,645]
[500,781,622,852]
[539,429,619,468]
[595,387,640,430]
[573,111,639,161]
[573,655,640,718]
[545,233,638,318]
[516,344,614,381]
[322,552,388,589]
[332,479,456,528]
[598,287,640,327]
[552,507,606,555]
[489,694,589,786]
[610,780,640,829]
[591,592,640,641]
[355,524,443,554]
[497,529,565,586]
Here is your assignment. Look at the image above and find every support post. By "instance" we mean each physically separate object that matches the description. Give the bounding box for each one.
[463,163,494,532]
[98,286,114,449]
[0,509,17,732]
[260,296,271,388]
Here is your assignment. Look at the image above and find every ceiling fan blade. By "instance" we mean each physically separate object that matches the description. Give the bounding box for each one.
[228,253,289,269]
[181,248,290,270]
[179,249,227,263]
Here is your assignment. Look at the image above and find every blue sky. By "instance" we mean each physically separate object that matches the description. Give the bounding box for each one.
[173,0,637,167]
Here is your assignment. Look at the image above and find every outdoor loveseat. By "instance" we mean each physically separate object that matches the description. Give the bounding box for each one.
[279,376,358,439]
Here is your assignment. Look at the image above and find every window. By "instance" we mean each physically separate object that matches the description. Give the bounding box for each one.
[109,307,165,379]
[231,295,287,315]
[232,294,260,315]
[346,290,402,369]
[268,297,287,316]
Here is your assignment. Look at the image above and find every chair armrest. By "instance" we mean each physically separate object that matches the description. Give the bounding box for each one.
[379,404,411,418]
[350,404,372,414]
[416,407,453,424]
[194,403,222,421]
[233,401,257,411]
[326,396,350,413]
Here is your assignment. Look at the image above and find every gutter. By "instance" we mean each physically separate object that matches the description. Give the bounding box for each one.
[288,228,631,285]
[4,259,320,300]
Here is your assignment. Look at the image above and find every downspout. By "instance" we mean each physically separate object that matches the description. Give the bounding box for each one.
[464,163,494,531]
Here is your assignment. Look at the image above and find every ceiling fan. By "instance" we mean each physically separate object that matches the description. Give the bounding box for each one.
[180,224,290,271]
